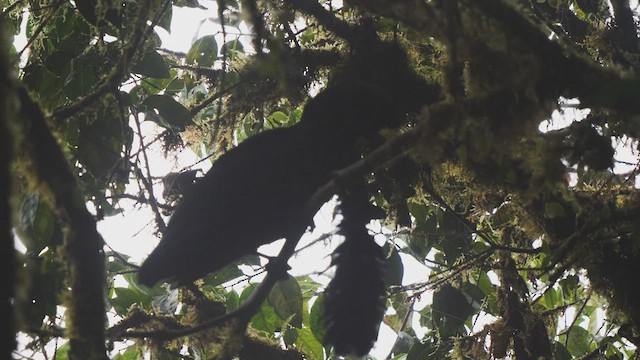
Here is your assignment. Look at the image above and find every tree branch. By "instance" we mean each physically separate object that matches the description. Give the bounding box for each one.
[0,20,16,360]
[16,85,108,359]
[133,112,166,233]
[610,0,640,56]
[116,220,308,340]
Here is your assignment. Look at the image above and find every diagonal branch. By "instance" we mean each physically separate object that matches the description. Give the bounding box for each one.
[610,0,640,56]
[115,218,309,340]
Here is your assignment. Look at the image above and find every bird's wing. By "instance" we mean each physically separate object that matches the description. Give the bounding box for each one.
[137,126,336,286]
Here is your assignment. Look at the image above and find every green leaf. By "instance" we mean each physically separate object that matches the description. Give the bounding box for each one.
[460,282,485,310]
[268,275,303,328]
[560,274,579,301]
[54,342,71,360]
[406,341,438,360]
[20,252,64,328]
[203,263,243,287]
[418,305,433,329]
[266,111,289,129]
[432,284,472,339]
[240,284,280,334]
[165,77,186,95]
[186,35,218,67]
[543,287,559,309]
[111,287,141,316]
[408,201,429,224]
[44,50,73,76]
[221,39,244,61]
[296,276,323,297]
[141,75,176,95]
[113,346,142,360]
[283,327,298,347]
[562,325,591,357]
[251,301,280,334]
[383,244,404,286]
[551,341,573,360]
[476,271,495,296]
[309,294,325,343]
[300,28,315,44]
[15,192,58,254]
[174,0,206,8]
[22,63,65,108]
[225,290,240,311]
[132,50,170,79]
[143,94,193,131]
[157,6,172,33]
[77,98,126,180]
[391,331,415,355]
[432,211,472,264]
[296,327,324,360]
[110,282,155,316]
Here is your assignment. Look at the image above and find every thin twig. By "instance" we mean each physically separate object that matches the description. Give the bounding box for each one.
[133,112,166,232]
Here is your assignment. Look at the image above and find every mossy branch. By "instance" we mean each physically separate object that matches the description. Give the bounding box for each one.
[0,19,16,360]
[15,85,108,360]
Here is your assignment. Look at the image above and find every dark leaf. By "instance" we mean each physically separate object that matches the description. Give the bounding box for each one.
[15,192,59,254]
[77,98,126,180]
[225,290,240,311]
[268,275,303,328]
[551,341,573,360]
[383,244,404,286]
[406,341,438,360]
[390,331,415,355]
[19,252,64,329]
[309,294,325,343]
[142,94,193,131]
[432,284,473,339]
[221,39,244,61]
[561,325,591,357]
[202,263,243,287]
[186,35,218,67]
[157,6,172,33]
[132,50,170,79]
[75,0,98,25]
[283,327,298,347]
[173,0,207,8]
[296,327,324,360]
[111,287,151,316]
[460,282,486,311]
[240,284,280,334]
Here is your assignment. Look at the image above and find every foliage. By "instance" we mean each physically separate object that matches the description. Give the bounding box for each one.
[4,0,640,359]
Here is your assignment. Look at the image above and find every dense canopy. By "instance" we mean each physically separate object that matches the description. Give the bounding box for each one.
[3,0,640,359]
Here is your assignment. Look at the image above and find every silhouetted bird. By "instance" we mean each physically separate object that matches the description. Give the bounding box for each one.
[137,83,401,287]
